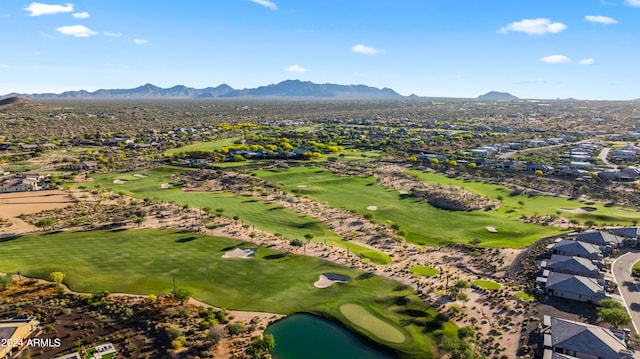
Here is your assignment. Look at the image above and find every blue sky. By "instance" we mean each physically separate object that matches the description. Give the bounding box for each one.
[1,0,639,99]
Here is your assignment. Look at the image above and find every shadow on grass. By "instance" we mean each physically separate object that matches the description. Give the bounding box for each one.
[422,313,449,333]
[176,236,197,243]
[393,284,411,292]
[398,309,429,318]
[221,245,241,252]
[264,253,287,260]
[356,272,375,280]
[0,234,22,242]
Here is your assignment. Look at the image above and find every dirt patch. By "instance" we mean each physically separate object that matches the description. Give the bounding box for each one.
[314,273,350,288]
[161,183,171,189]
[0,190,74,233]
[486,226,498,233]
[134,173,149,178]
[366,205,378,211]
[296,184,307,188]
[113,179,128,184]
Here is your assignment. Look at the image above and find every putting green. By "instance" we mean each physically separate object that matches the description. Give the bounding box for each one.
[409,266,439,277]
[339,303,406,344]
[472,279,501,291]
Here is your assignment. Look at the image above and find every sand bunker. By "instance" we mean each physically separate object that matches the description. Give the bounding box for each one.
[161,183,171,189]
[486,226,498,233]
[314,273,350,288]
[296,184,308,188]
[367,206,378,211]
[558,207,597,213]
[222,248,257,259]
[113,179,128,184]
[134,174,148,178]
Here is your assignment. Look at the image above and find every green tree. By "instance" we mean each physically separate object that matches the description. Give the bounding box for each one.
[0,273,13,290]
[246,334,275,359]
[35,218,56,231]
[597,299,631,328]
[49,271,65,287]
[173,287,191,304]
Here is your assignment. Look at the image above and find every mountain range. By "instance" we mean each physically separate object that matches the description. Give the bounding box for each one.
[3,80,404,100]
[1,80,521,101]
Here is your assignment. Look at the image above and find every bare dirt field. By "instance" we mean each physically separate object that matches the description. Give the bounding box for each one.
[0,190,74,233]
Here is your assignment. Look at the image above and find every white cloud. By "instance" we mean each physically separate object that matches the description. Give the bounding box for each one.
[55,25,97,37]
[540,55,571,63]
[351,44,383,55]
[24,2,73,16]
[585,15,617,24]
[579,58,596,65]
[499,18,567,35]
[250,0,277,10]
[104,31,122,37]
[285,65,309,73]
[133,38,148,45]
[0,64,8,68]
[72,11,89,19]
[626,0,640,6]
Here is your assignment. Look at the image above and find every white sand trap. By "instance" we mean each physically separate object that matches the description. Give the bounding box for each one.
[160,183,171,189]
[296,184,308,188]
[314,273,350,288]
[367,206,378,211]
[113,179,128,184]
[558,207,589,213]
[222,248,257,259]
[486,226,498,233]
[134,173,148,178]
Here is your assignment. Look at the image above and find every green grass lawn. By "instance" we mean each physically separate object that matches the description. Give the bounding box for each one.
[253,166,563,248]
[164,137,240,155]
[515,291,535,301]
[472,280,501,291]
[87,167,390,264]
[0,229,451,358]
[407,170,640,227]
[410,266,440,277]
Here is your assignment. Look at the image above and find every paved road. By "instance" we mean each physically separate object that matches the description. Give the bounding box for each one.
[611,250,640,333]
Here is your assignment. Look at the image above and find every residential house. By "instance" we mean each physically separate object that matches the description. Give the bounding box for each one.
[550,239,603,260]
[0,173,49,193]
[541,271,606,303]
[611,145,640,162]
[0,315,38,359]
[541,254,603,279]
[496,160,525,171]
[569,230,626,250]
[607,227,640,247]
[418,153,447,162]
[526,163,555,174]
[541,315,636,359]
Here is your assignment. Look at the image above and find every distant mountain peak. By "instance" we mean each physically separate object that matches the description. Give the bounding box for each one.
[477,91,519,100]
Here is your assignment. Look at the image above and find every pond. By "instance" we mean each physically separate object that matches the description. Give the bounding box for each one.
[265,313,397,359]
